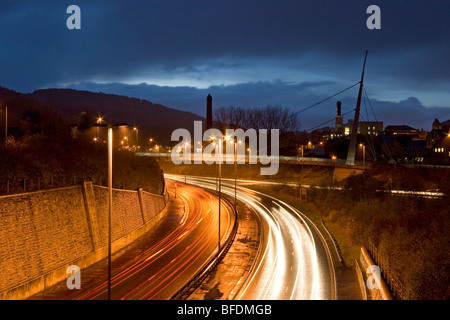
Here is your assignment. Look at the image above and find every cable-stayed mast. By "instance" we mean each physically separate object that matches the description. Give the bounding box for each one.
[346,50,368,165]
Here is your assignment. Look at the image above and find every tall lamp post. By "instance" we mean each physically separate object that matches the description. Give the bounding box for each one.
[218,138,222,252]
[2,104,7,149]
[107,125,113,300]
[234,141,237,209]
[133,127,138,147]
[248,148,251,179]
[107,123,128,300]
[300,146,304,203]
[360,143,366,166]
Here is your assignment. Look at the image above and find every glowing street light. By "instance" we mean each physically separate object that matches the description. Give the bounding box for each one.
[359,143,366,166]
[234,141,237,209]
[248,148,252,179]
[218,138,222,252]
[106,123,128,300]
[2,104,7,149]
[133,127,138,146]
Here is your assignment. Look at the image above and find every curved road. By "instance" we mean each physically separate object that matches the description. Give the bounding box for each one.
[166,174,335,300]
[70,181,233,300]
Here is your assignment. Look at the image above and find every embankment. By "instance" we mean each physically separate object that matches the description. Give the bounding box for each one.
[0,182,169,299]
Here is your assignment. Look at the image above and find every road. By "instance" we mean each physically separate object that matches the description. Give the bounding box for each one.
[71,180,233,300]
[165,174,335,300]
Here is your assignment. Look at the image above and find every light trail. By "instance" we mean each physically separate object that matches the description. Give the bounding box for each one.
[165,174,335,300]
[68,181,233,300]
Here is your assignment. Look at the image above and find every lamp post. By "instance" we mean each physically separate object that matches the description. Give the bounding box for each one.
[218,138,222,252]
[234,141,237,209]
[133,127,138,147]
[300,146,304,203]
[2,104,7,149]
[5,105,7,149]
[106,123,128,300]
[248,148,251,179]
[107,125,113,300]
[360,143,366,166]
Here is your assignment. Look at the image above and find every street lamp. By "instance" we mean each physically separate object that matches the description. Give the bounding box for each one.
[359,143,366,166]
[4,105,7,149]
[1,104,7,148]
[234,141,237,209]
[218,138,222,252]
[106,123,128,300]
[300,146,304,203]
[133,127,138,147]
[248,148,251,179]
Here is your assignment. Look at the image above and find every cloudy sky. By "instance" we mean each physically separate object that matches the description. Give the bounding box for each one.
[1,0,449,130]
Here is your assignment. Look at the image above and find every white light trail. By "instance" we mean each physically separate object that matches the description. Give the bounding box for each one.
[165,174,333,300]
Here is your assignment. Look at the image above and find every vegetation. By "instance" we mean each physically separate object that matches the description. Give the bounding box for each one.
[0,107,163,195]
[257,165,450,300]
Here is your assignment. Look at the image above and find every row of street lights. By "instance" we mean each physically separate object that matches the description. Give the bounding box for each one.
[299,142,367,165]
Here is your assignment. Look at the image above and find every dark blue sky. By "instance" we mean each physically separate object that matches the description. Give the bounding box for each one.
[1,0,449,129]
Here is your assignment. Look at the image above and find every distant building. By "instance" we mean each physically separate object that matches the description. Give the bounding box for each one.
[384,125,420,136]
[335,101,344,137]
[343,120,383,136]
[432,118,450,131]
[427,118,450,161]
[328,101,383,139]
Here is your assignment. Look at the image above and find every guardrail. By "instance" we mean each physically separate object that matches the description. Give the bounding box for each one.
[321,220,344,265]
[170,188,238,300]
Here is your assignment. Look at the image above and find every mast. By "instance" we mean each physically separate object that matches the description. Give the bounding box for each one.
[346,50,368,165]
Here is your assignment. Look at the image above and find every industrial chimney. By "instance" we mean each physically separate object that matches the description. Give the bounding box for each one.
[335,101,343,136]
[206,94,212,130]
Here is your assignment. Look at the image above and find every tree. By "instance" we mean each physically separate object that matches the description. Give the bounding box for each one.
[20,109,41,135]
[214,105,300,154]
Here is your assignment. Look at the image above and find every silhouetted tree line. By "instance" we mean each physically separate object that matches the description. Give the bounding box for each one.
[214,105,300,155]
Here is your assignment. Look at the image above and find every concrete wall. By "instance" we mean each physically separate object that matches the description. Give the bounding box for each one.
[0,182,169,299]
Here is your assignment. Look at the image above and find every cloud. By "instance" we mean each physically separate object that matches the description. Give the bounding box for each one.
[63,81,450,131]
[1,1,449,95]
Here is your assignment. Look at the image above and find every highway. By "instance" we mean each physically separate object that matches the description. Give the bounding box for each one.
[165,174,335,300]
[70,180,233,300]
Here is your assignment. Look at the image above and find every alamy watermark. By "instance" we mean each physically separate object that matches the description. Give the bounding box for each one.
[171,121,280,175]
[366,265,381,290]
[66,265,81,290]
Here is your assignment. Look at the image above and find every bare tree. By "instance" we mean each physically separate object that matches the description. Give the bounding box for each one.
[214,105,298,132]
[214,105,299,155]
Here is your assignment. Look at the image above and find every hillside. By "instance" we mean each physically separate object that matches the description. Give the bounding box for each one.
[28,88,205,143]
[0,87,59,127]
[0,86,205,144]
